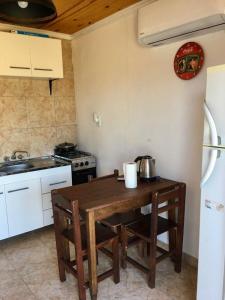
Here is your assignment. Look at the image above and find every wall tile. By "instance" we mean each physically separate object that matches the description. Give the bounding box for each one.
[52,77,75,97]
[0,79,32,97]
[55,97,76,125]
[0,129,30,160]
[28,127,57,157]
[27,97,55,128]
[56,125,77,145]
[29,80,50,97]
[0,97,27,129]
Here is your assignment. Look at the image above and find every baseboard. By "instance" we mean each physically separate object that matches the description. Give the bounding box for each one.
[183,252,198,269]
[157,240,198,269]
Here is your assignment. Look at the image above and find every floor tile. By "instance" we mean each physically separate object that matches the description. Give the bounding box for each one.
[0,227,197,300]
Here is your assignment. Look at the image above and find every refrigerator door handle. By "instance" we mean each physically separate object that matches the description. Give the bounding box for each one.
[204,102,218,146]
[201,102,219,187]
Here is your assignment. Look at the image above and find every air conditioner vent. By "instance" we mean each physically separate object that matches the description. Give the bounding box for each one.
[138,0,225,47]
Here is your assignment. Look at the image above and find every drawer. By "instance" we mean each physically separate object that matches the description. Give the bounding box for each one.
[41,172,71,194]
[42,193,52,210]
[43,209,54,226]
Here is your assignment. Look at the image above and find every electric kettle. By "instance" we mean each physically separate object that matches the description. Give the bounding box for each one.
[134,155,156,180]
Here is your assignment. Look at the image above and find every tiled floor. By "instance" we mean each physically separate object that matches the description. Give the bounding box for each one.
[0,227,197,300]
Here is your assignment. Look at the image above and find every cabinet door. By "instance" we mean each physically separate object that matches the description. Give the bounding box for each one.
[30,36,63,79]
[0,32,32,77]
[5,179,43,237]
[0,186,9,240]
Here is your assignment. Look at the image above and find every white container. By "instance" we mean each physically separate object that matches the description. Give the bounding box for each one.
[123,162,137,189]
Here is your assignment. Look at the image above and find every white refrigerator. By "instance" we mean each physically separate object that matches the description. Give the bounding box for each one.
[197,64,225,300]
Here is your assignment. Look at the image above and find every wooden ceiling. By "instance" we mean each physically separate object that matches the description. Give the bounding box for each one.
[40,0,142,34]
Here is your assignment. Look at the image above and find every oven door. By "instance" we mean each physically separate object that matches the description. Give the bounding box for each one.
[72,168,96,185]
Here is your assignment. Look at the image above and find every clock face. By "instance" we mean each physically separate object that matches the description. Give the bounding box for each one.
[174,42,204,80]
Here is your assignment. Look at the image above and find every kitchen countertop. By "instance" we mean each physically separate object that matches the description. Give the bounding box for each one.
[0,156,70,177]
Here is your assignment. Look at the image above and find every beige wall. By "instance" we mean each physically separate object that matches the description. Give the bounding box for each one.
[0,40,76,161]
[72,7,225,258]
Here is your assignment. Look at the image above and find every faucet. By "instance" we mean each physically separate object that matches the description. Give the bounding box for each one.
[11,150,30,160]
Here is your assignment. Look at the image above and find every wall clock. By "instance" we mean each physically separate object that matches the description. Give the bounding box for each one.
[174,42,204,80]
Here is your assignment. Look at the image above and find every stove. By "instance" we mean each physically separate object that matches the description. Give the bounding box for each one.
[54,143,96,185]
[54,150,96,171]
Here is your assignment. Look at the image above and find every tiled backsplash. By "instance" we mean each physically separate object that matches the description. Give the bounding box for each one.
[0,40,76,162]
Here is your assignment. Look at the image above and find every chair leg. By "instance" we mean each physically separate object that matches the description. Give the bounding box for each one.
[169,228,176,262]
[121,226,128,269]
[140,241,145,257]
[117,226,122,243]
[112,237,120,284]
[147,243,150,256]
[53,208,68,282]
[148,241,157,289]
[75,250,86,300]
[168,199,176,262]
[174,225,183,273]
[175,184,185,273]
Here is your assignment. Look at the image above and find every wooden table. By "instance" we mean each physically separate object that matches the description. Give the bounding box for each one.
[56,177,179,300]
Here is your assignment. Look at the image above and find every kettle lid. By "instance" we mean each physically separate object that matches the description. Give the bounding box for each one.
[142,155,152,159]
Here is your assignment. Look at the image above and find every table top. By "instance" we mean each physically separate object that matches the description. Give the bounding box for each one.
[55,177,179,212]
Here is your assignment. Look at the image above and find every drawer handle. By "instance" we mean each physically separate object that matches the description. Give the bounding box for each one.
[0,192,3,195]
[8,187,29,193]
[49,180,67,186]
[10,66,31,70]
[34,68,53,71]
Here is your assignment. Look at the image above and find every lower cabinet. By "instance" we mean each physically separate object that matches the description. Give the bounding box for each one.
[5,179,43,237]
[0,165,72,240]
[0,186,9,240]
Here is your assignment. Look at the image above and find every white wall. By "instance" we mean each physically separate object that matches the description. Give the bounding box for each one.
[72,4,225,258]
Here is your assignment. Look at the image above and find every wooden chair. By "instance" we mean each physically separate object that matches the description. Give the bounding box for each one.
[52,190,120,300]
[121,183,186,288]
[88,170,144,244]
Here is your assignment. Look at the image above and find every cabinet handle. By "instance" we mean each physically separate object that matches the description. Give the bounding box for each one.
[0,192,3,195]
[10,66,31,70]
[34,68,53,71]
[49,180,67,186]
[8,187,29,193]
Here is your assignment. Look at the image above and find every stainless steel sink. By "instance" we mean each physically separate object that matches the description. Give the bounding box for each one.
[0,162,34,174]
[0,156,67,177]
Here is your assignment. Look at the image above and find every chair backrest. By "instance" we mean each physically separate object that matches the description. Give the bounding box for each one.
[52,191,83,253]
[150,183,186,240]
[88,169,119,182]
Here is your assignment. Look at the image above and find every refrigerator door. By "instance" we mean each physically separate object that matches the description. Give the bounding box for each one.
[198,147,225,300]
[204,65,225,147]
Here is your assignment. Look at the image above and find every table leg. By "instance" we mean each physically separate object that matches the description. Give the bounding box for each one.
[86,211,98,300]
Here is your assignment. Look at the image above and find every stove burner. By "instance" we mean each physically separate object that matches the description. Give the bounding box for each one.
[59,150,90,159]
[54,146,96,172]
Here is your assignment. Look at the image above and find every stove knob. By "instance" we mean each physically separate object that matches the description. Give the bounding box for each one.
[85,161,89,166]
[75,163,79,168]
[80,162,84,167]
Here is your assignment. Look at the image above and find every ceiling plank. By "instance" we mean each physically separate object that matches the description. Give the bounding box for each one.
[42,0,141,34]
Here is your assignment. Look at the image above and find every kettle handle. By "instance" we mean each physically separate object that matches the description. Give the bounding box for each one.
[134,156,142,174]
[134,156,142,163]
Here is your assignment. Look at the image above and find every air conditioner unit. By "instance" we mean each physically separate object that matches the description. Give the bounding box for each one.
[138,0,225,47]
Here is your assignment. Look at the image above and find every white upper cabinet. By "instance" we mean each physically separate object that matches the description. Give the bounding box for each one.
[30,36,63,78]
[0,32,32,77]
[0,32,63,79]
